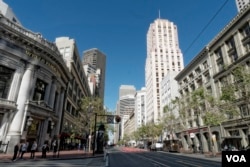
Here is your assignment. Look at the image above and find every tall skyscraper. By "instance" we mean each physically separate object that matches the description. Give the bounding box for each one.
[82,48,106,99]
[235,0,250,12]
[145,18,184,123]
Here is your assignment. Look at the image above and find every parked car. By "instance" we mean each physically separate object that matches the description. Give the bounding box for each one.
[150,142,163,151]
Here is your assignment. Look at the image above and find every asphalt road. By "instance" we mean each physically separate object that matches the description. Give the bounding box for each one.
[107,147,221,167]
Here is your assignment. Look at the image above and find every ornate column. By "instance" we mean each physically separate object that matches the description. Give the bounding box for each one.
[48,79,57,108]
[0,110,10,141]
[54,90,60,113]
[54,88,65,134]
[7,67,23,101]
[40,119,49,148]
[7,63,35,153]
[44,80,52,105]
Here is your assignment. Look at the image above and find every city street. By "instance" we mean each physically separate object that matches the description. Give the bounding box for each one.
[0,147,222,167]
[107,147,221,167]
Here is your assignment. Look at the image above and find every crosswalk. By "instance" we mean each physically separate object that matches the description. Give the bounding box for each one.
[120,147,148,153]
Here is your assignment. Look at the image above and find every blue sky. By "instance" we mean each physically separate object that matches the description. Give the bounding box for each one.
[4,0,237,111]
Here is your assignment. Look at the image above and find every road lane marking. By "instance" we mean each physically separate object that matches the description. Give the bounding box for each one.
[136,154,171,167]
[177,160,202,167]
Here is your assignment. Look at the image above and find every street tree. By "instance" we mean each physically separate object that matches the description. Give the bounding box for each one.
[77,97,106,138]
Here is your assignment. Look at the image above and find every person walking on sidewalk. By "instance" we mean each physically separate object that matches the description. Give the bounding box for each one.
[12,143,19,161]
[52,139,58,158]
[42,142,49,158]
[20,141,27,159]
[17,142,23,158]
[30,141,37,159]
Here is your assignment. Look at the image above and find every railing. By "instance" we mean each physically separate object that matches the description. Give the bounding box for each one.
[0,13,58,53]
[0,13,65,68]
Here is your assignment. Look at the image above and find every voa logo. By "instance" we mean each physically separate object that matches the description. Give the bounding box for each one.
[222,151,249,167]
[226,155,246,163]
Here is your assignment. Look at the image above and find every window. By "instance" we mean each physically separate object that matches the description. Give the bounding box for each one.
[240,23,250,38]
[204,72,210,83]
[239,104,249,117]
[226,37,235,50]
[203,61,209,69]
[0,65,14,98]
[33,79,47,101]
[195,67,201,75]
[215,48,224,71]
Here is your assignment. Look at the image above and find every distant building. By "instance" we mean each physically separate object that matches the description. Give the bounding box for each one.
[160,71,180,118]
[145,18,184,124]
[0,0,21,25]
[135,87,146,128]
[55,37,91,139]
[82,48,106,100]
[114,85,136,142]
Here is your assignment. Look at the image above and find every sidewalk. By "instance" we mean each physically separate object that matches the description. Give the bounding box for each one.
[173,151,222,162]
[0,149,104,163]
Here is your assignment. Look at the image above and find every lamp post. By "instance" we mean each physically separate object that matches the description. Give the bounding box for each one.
[51,121,55,129]
[51,121,55,138]
[93,113,97,156]
[85,105,94,153]
[26,117,33,142]
[27,117,33,126]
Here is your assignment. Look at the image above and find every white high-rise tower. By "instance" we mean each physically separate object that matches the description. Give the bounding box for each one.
[145,18,184,123]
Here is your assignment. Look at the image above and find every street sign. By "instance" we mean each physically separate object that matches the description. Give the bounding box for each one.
[190,133,195,138]
[106,115,114,124]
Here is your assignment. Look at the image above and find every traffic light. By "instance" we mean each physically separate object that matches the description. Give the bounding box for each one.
[115,115,121,123]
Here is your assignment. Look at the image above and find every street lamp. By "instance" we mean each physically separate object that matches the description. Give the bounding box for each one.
[51,121,55,129]
[85,105,94,153]
[27,117,33,126]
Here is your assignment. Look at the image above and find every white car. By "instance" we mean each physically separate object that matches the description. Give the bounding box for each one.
[151,142,163,151]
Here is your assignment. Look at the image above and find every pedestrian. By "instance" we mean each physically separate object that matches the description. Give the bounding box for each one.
[78,143,81,151]
[17,142,23,158]
[42,142,49,158]
[52,139,58,158]
[20,141,27,159]
[12,143,19,161]
[30,141,37,159]
[224,144,228,151]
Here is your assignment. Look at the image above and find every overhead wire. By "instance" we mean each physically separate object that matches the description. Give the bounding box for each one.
[183,0,230,55]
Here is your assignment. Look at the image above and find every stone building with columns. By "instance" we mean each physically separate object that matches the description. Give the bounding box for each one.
[175,4,250,153]
[0,12,71,153]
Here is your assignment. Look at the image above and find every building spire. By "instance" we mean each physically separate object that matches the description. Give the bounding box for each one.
[158,10,161,19]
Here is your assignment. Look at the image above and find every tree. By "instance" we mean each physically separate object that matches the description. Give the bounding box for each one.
[190,87,227,154]
[76,97,106,138]
[162,99,179,141]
